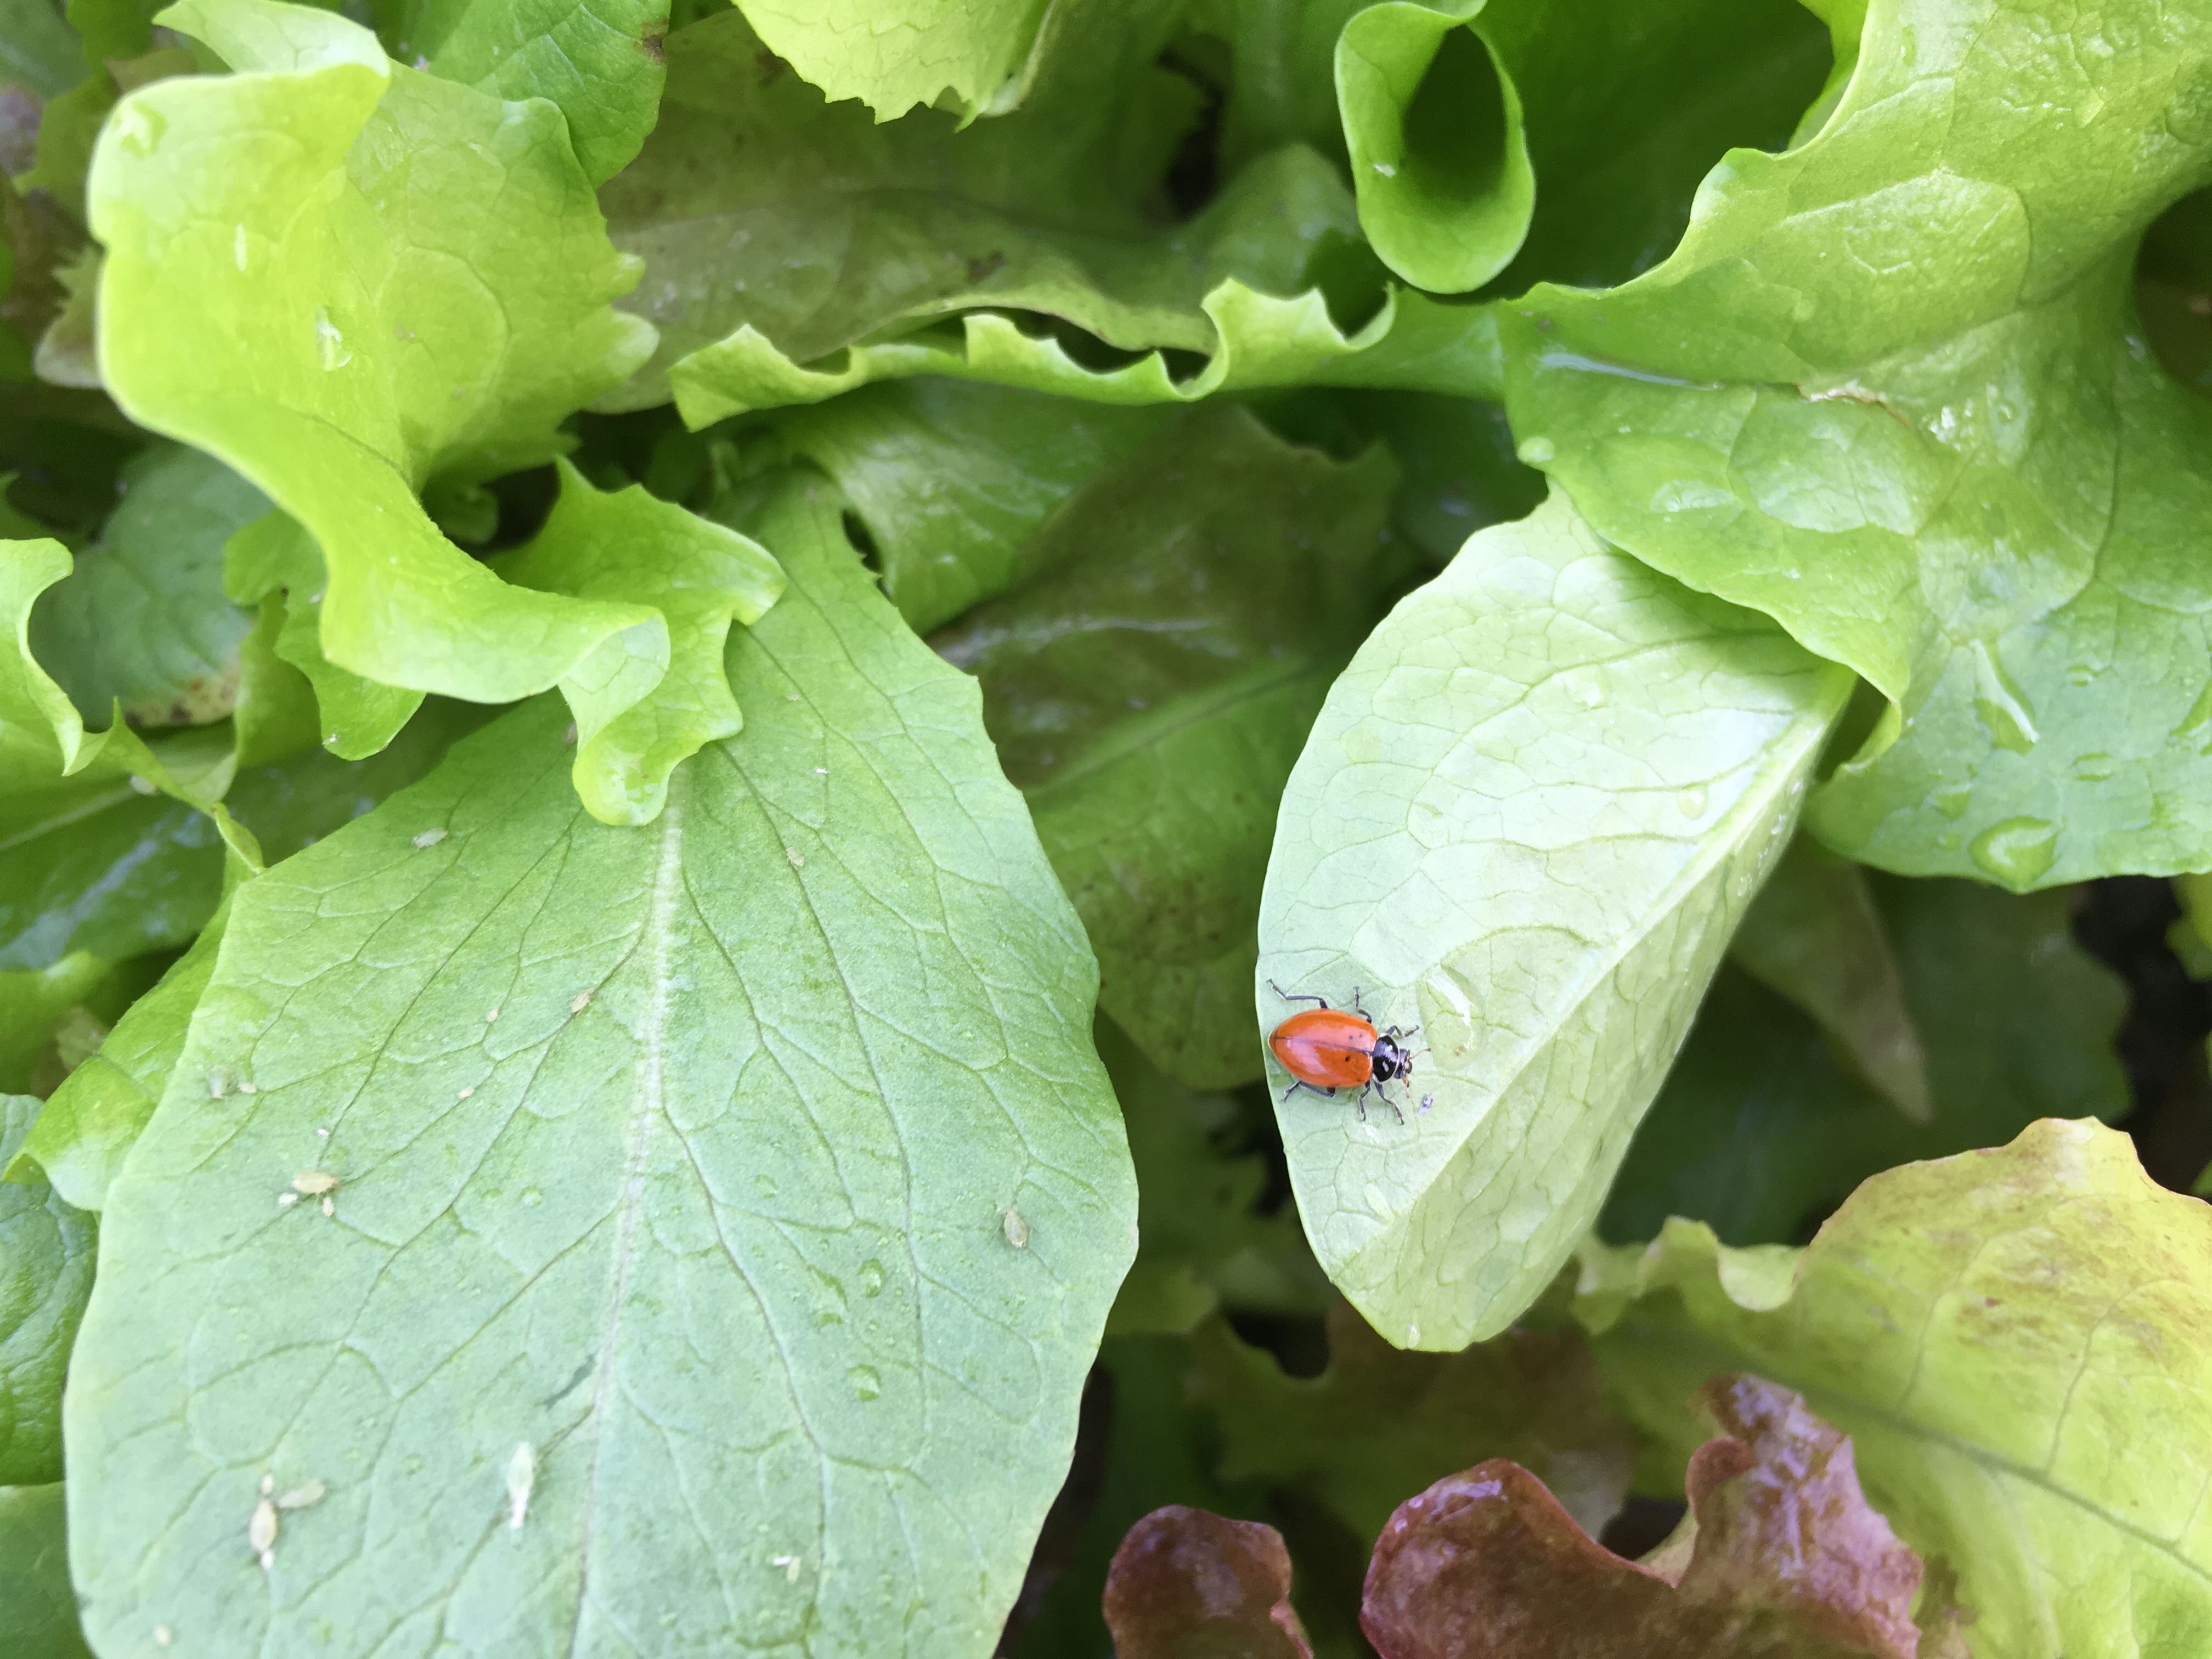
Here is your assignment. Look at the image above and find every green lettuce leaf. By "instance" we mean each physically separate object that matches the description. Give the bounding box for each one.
[0,1483,93,1659]
[0,1092,95,1485]
[1727,837,1927,1122]
[87,0,721,800]
[6,891,230,1208]
[1477,0,1838,296]
[1579,1118,2212,1658]
[770,381,1167,634]
[27,439,266,729]
[366,0,671,184]
[1600,870,2126,1244]
[1336,0,1531,294]
[604,5,1496,421]
[935,403,1401,1087]
[64,476,1135,1655]
[1,1,83,99]
[1259,490,1848,1348]
[1102,1019,1327,1336]
[0,953,112,1094]
[1190,1300,1634,1545]
[733,0,1052,122]
[489,457,785,824]
[1502,0,2212,887]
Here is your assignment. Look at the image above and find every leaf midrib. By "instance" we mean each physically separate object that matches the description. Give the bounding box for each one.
[564,770,686,1654]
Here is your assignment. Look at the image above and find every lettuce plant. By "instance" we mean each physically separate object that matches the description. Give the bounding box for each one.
[0,0,2205,1654]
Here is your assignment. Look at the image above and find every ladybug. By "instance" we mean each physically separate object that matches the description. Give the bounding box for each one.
[1267,980,1418,1123]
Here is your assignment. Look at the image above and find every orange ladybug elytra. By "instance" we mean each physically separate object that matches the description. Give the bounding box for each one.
[1266,980,1418,1123]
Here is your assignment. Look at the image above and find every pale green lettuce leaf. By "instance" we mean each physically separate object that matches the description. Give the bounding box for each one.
[1336,0,1530,294]
[1602,872,2126,1245]
[88,0,696,775]
[221,511,426,759]
[65,476,1135,1657]
[735,0,1048,121]
[0,1484,92,1659]
[28,441,265,729]
[935,403,1403,1088]
[771,381,1167,633]
[1727,836,1927,1122]
[367,0,671,184]
[1579,1118,2212,1659]
[489,457,785,824]
[1501,0,2212,887]
[1257,490,1849,1348]
[0,1093,95,1485]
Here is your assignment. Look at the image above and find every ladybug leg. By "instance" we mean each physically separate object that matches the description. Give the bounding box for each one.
[1279,1079,1336,1104]
[1351,987,1367,1018]
[1269,979,1330,1010]
[1355,1094,1368,1123]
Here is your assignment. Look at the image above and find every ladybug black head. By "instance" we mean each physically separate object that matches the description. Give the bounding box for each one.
[1369,1031,1414,1084]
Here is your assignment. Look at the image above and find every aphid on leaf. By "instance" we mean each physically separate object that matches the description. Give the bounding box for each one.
[505,1443,535,1530]
[249,1497,278,1569]
[1266,981,1420,1124]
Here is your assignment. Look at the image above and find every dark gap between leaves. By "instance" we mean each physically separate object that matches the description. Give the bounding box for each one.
[2074,876,2212,1193]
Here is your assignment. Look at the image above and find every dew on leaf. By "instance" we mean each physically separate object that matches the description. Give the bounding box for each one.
[2069,752,2118,781]
[858,1259,885,1297]
[1968,816,2058,887]
[1675,785,1708,819]
[313,308,352,371]
[521,1187,544,1207]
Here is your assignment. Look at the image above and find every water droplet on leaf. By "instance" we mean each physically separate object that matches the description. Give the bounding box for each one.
[1968,816,2057,887]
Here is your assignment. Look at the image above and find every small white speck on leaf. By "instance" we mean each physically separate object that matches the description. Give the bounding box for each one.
[569,990,592,1013]
[277,1192,299,1208]
[291,1171,337,1197]
[1372,160,1397,176]
[783,692,799,701]
[153,1626,172,1647]
[771,1553,802,1582]
[315,1126,328,1137]
[238,1080,257,1094]
[486,1007,500,1023]
[249,1497,278,1560]
[1001,1208,1029,1249]
[412,828,448,848]
[784,847,804,869]
[505,1443,535,1530]
[1408,1322,1420,1344]
[563,722,579,746]
[325,732,340,746]
[813,767,828,776]
[260,1474,274,1496]
[458,1086,475,1100]
[207,1068,228,1098]
[321,1195,335,1217]
[308,591,323,605]
[275,1478,326,1511]
[128,774,156,795]
[1419,1093,1434,1114]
